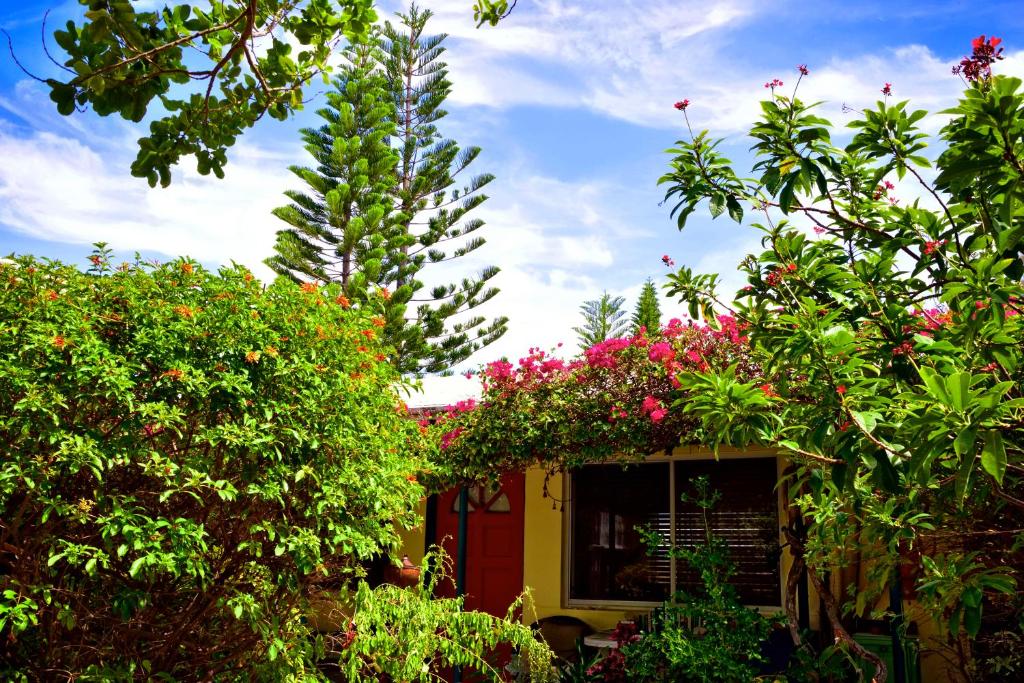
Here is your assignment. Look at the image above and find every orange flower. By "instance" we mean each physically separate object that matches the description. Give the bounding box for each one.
[407,475,418,484]
[162,369,183,380]
[375,353,387,362]
[181,262,194,275]
[349,371,363,380]
[377,287,391,300]
[52,335,68,349]
[371,316,386,328]
[173,305,195,319]
[45,290,58,301]
[245,351,261,364]
[360,329,376,340]
[301,282,319,294]
[356,345,369,353]
[335,295,351,308]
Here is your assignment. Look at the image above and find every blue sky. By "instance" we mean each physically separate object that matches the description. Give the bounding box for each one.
[2,0,1023,371]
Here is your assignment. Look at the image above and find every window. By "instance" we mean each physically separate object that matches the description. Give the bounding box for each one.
[567,457,781,607]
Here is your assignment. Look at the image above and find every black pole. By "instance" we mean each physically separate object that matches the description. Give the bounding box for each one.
[795,519,810,632]
[422,494,438,588]
[889,580,907,683]
[453,486,469,683]
[456,486,469,596]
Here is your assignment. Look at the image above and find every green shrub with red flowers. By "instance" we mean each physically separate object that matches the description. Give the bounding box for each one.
[659,36,1023,682]
[0,246,545,680]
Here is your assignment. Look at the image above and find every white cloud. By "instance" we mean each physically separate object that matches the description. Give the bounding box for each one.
[378,0,1024,139]
[0,121,297,278]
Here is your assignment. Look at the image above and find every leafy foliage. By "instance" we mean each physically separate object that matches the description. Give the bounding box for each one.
[36,0,516,186]
[332,550,556,682]
[43,0,377,187]
[0,246,431,678]
[621,478,780,683]
[660,52,1024,681]
[572,292,629,349]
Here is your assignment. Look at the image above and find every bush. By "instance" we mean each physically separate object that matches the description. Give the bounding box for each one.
[0,248,430,679]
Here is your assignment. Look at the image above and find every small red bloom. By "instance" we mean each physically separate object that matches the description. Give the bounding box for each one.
[797,64,809,76]
[674,99,690,111]
[836,385,847,395]
[335,295,351,308]
[52,335,68,349]
[661,254,675,267]
[787,263,797,272]
[881,83,892,96]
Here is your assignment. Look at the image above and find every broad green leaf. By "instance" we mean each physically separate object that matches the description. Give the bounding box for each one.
[980,430,1007,484]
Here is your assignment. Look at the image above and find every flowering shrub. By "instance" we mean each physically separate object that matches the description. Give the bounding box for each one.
[431,316,757,483]
[0,248,439,679]
[661,39,1023,681]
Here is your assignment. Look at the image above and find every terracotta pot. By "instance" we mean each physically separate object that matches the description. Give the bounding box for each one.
[384,554,421,588]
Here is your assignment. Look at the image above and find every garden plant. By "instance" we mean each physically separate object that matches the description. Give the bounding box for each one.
[440,36,1024,682]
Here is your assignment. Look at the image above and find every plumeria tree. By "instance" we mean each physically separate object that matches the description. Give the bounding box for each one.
[432,36,1024,682]
[658,37,1022,681]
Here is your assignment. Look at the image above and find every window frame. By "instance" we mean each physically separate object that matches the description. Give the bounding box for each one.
[561,449,784,612]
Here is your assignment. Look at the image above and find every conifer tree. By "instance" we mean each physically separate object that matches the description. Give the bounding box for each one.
[573,292,629,349]
[266,37,401,296]
[632,278,662,334]
[268,5,506,375]
[379,4,507,373]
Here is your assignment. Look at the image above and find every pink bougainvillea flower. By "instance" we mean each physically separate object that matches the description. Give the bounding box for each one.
[649,408,668,424]
[648,342,676,364]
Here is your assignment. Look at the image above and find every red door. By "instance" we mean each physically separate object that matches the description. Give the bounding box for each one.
[435,473,525,617]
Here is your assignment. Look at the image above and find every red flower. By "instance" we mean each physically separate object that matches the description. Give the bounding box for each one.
[764,78,784,89]
[758,383,777,398]
[786,263,797,272]
[954,36,1004,82]
[674,99,690,111]
[836,385,847,395]
[52,335,68,349]
[797,64,809,76]
[661,254,675,267]
[335,294,351,308]
[649,408,668,424]
[300,282,319,294]
[881,83,892,96]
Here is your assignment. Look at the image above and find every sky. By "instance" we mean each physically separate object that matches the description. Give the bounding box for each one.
[2,0,1024,379]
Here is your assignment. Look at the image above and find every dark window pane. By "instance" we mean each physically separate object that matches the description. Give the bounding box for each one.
[674,458,781,606]
[570,463,670,602]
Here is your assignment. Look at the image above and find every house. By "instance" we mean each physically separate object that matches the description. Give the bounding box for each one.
[401,376,951,682]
